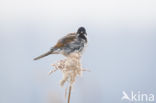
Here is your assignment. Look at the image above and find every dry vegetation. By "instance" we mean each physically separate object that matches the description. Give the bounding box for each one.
[49,53,89,103]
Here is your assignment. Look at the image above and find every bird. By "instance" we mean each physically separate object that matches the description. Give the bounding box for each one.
[33,27,87,60]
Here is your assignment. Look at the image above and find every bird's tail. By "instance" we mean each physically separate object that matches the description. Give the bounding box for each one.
[33,51,52,60]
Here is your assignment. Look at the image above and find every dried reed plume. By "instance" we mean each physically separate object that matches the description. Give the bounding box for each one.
[49,52,89,103]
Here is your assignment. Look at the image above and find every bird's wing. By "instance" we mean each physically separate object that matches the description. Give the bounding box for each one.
[53,33,76,48]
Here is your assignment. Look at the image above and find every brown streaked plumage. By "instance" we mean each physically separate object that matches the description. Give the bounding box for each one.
[54,33,76,48]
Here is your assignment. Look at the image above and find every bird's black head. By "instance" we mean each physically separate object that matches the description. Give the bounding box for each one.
[77,27,87,42]
[77,27,87,35]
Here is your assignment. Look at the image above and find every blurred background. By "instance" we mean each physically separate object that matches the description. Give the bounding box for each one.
[0,0,156,103]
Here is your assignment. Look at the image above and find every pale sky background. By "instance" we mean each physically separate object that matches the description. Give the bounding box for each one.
[0,0,156,103]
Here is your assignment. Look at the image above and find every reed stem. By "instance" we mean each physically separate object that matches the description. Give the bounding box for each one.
[67,85,72,103]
